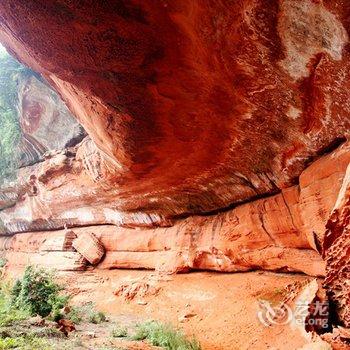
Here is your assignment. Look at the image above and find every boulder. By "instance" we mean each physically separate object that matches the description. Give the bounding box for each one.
[72,232,105,265]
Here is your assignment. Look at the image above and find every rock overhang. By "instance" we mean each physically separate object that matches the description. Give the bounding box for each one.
[0,0,349,219]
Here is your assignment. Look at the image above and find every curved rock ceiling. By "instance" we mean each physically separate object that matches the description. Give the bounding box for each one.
[0,0,349,220]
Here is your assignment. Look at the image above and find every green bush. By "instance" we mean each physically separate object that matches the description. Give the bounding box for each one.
[0,282,30,327]
[111,326,128,338]
[0,336,52,350]
[66,307,83,324]
[132,321,201,350]
[66,303,106,325]
[88,311,106,324]
[11,266,68,318]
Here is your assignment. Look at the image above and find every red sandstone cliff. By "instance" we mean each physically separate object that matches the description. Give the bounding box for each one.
[1,142,348,277]
[0,0,349,221]
[0,0,349,341]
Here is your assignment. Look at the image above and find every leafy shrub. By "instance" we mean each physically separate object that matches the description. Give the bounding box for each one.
[66,307,83,324]
[11,266,68,318]
[66,303,106,325]
[0,282,30,327]
[132,321,201,350]
[0,308,30,328]
[88,311,106,324]
[111,326,128,338]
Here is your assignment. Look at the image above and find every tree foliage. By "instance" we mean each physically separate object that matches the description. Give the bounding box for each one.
[0,49,33,184]
[11,266,68,318]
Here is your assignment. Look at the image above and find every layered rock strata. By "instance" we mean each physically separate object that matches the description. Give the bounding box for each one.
[1,142,349,276]
[0,0,349,336]
[1,140,349,238]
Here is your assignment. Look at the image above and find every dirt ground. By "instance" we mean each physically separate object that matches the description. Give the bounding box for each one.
[48,269,316,350]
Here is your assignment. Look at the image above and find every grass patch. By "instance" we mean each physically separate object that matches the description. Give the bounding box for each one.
[66,302,107,325]
[0,336,52,350]
[131,321,201,350]
[111,325,128,338]
[0,267,111,349]
[29,327,65,339]
[65,307,82,324]
[0,272,57,350]
[88,311,106,324]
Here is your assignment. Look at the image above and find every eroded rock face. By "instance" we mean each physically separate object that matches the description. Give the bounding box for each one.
[17,75,85,167]
[0,2,349,336]
[1,143,349,277]
[1,141,349,240]
[0,0,349,219]
[323,164,350,327]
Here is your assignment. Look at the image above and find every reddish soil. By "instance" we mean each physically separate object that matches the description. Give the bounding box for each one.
[56,270,314,350]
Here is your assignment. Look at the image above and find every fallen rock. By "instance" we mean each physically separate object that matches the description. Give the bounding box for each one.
[321,329,350,350]
[56,319,75,336]
[72,232,105,265]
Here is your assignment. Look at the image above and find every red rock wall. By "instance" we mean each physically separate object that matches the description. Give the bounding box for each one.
[0,0,349,333]
[1,143,349,277]
[323,164,350,327]
[0,0,349,219]
[1,140,349,239]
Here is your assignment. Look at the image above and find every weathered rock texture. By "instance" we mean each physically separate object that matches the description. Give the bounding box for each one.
[1,143,349,277]
[72,232,105,265]
[0,0,349,333]
[323,164,350,327]
[17,75,85,167]
[0,0,349,222]
[1,138,348,243]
